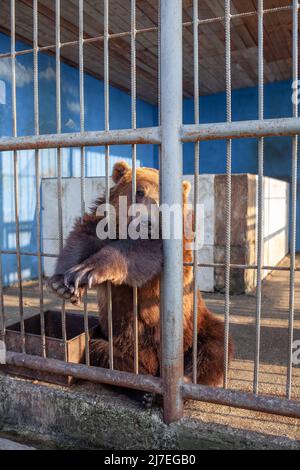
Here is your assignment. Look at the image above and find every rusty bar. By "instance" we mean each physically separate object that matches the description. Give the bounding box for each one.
[223,0,232,389]
[131,0,139,375]
[55,0,67,362]
[0,259,4,342]
[160,0,184,424]
[192,0,199,385]
[6,351,163,395]
[1,248,299,272]
[182,382,300,419]
[254,0,265,396]
[287,0,299,399]
[0,250,58,258]
[0,128,161,151]
[184,262,300,272]
[181,117,300,142]
[104,0,114,371]
[158,1,164,380]
[79,0,90,367]
[33,0,46,358]
[11,0,25,354]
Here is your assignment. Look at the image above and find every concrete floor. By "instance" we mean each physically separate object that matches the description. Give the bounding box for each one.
[1,255,300,447]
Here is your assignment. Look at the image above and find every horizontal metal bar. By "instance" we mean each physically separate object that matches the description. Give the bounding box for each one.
[0,26,159,61]
[0,127,161,151]
[186,4,292,26]
[184,262,300,272]
[182,118,300,142]
[5,351,163,395]
[3,117,300,152]
[0,250,57,258]
[0,5,292,61]
[182,382,300,419]
[1,252,297,272]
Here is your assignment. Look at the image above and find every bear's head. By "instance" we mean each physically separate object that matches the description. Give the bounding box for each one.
[101,161,192,241]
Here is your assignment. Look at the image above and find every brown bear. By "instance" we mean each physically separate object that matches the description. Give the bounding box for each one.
[48,161,232,403]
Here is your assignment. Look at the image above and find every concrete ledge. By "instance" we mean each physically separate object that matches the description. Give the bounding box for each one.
[0,437,35,450]
[0,373,299,450]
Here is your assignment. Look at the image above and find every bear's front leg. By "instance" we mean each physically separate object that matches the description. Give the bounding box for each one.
[64,239,162,294]
[63,248,125,295]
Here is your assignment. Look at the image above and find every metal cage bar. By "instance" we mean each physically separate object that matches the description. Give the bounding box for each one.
[11,0,25,354]
[131,0,139,375]
[104,0,114,371]
[55,0,67,361]
[253,0,265,396]
[3,117,300,153]
[79,0,90,366]
[33,0,46,358]
[223,0,232,389]
[0,254,4,343]
[0,128,161,151]
[287,0,299,400]
[160,0,184,424]
[192,0,200,385]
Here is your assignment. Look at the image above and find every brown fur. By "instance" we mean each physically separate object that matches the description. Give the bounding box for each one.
[48,161,233,386]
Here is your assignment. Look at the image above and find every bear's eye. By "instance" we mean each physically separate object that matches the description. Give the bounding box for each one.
[136,189,145,198]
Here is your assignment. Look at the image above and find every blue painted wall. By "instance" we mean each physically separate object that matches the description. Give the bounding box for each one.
[183,80,296,175]
[183,80,300,251]
[0,32,157,285]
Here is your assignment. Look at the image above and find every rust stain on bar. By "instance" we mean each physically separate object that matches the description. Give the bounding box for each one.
[6,351,163,395]
[0,127,162,152]
[182,118,300,142]
[182,383,300,420]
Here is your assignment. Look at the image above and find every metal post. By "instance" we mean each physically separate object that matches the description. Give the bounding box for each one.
[79,0,90,366]
[160,0,184,424]
[223,0,232,389]
[131,0,139,375]
[254,0,264,395]
[33,0,46,358]
[192,0,200,385]
[55,0,67,361]
[104,0,114,370]
[287,0,299,399]
[11,0,25,353]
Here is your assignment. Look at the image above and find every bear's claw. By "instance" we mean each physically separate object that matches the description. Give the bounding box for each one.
[46,274,82,305]
[142,392,155,410]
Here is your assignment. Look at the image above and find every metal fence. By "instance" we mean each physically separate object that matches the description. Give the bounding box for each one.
[0,0,300,425]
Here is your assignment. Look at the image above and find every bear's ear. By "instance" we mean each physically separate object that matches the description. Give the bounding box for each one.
[183,180,191,202]
[112,161,130,184]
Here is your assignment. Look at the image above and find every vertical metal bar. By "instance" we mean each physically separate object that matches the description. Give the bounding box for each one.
[0,259,5,342]
[0,0,7,343]
[160,0,184,424]
[254,0,264,395]
[33,0,46,358]
[287,0,299,399]
[79,0,90,366]
[223,0,232,389]
[56,0,67,361]
[11,0,25,353]
[104,0,114,370]
[192,0,200,385]
[131,0,139,375]
[158,0,163,378]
